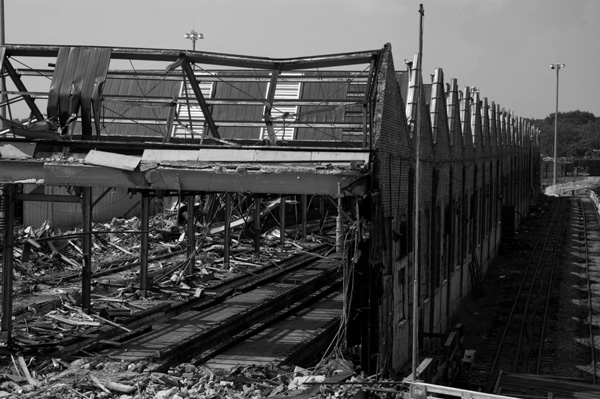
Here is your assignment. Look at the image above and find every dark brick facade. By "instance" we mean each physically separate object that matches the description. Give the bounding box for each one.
[366,44,540,375]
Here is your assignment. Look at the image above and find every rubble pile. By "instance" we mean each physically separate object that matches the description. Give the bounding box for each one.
[0,355,400,399]
[0,198,359,398]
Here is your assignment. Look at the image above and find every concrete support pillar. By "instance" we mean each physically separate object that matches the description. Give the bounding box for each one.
[81,187,93,313]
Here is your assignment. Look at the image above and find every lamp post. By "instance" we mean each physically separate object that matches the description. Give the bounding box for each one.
[550,63,565,187]
[184,29,203,51]
[1,0,6,120]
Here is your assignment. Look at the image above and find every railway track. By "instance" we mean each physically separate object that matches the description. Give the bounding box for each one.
[14,241,345,372]
[576,196,599,383]
[469,197,569,388]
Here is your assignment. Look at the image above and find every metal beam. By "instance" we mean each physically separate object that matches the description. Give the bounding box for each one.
[178,56,221,139]
[15,193,81,203]
[2,58,44,121]
[264,67,281,145]
[3,45,382,71]
[15,69,373,83]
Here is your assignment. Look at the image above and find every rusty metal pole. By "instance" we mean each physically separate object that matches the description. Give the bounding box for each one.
[550,63,565,188]
[412,3,425,381]
[254,194,261,254]
[319,196,326,231]
[140,193,149,297]
[81,187,93,313]
[1,184,14,343]
[186,195,196,275]
[0,0,5,121]
[224,193,231,269]
[301,194,307,240]
[280,195,286,247]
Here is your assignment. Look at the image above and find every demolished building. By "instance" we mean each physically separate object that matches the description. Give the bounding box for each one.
[0,43,540,376]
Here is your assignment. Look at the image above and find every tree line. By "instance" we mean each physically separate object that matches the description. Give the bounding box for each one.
[532,110,600,158]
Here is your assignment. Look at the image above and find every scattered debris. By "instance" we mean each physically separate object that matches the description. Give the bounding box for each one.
[0,354,406,398]
[0,195,356,398]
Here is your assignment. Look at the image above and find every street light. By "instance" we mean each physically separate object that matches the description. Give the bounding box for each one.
[184,29,204,51]
[550,63,565,188]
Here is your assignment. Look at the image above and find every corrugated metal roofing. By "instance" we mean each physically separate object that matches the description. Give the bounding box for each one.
[74,75,181,138]
[25,55,378,144]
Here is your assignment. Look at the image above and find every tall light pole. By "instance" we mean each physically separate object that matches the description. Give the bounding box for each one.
[0,0,6,120]
[184,29,203,51]
[550,63,565,188]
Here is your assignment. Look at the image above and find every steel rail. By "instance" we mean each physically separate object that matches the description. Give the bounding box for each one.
[489,198,562,373]
[512,197,566,372]
[585,197,598,384]
[50,244,331,357]
[533,199,569,374]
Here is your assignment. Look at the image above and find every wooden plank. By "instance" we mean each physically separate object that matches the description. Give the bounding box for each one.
[0,142,36,159]
[84,149,141,171]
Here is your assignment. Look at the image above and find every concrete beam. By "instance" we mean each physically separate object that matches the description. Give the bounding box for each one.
[0,160,44,183]
[145,167,368,196]
[44,163,148,188]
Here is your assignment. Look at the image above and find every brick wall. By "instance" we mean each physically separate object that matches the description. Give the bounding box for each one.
[367,44,541,376]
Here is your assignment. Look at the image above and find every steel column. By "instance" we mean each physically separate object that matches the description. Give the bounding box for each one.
[254,194,261,254]
[81,187,93,313]
[186,195,196,275]
[301,194,307,240]
[140,193,149,296]
[224,193,231,269]
[1,184,14,343]
[280,195,286,247]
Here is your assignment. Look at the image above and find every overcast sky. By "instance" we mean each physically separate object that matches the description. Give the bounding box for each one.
[4,0,599,120]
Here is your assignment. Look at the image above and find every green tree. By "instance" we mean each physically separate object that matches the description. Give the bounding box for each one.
[532,110,599,158]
